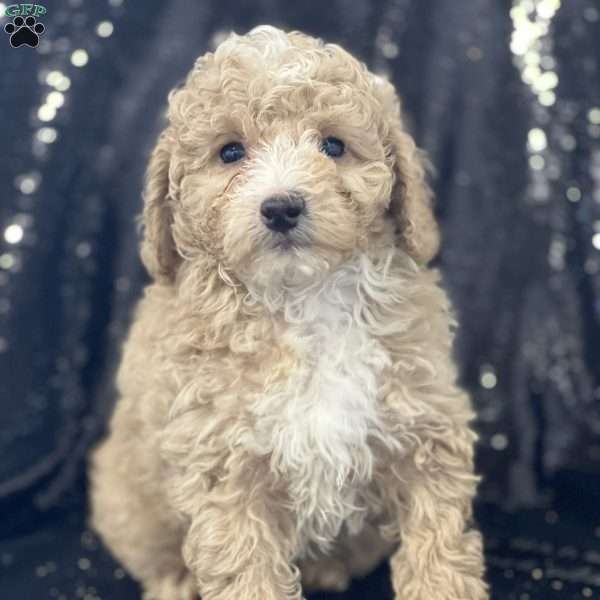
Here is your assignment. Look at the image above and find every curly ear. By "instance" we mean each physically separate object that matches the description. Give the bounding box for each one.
[378,80,440,265]
[140,129,181,282]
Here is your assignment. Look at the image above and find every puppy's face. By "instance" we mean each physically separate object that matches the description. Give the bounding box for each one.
[142,27,439,297]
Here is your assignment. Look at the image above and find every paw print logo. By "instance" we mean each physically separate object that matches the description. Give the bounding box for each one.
[4,15,45,48]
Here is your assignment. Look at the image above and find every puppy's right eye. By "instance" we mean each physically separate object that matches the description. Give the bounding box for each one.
[220,142,246,164]
[320,137,345,158]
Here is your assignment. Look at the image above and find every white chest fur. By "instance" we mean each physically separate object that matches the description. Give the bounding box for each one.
[247,257,397,555]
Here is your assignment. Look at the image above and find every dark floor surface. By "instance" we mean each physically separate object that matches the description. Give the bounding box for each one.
[2,472,599,600]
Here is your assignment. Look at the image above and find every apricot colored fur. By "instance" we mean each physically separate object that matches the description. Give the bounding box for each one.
[90,26,489,600]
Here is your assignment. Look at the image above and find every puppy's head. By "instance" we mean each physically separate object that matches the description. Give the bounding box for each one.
[141,26,439,296]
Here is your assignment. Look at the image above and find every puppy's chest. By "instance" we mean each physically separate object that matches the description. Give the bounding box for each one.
[248,291,394,547]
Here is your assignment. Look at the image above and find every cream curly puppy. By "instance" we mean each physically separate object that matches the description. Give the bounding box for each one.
[90,25,489,600]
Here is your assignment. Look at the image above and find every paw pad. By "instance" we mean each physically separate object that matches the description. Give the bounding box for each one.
[4,15,45,48]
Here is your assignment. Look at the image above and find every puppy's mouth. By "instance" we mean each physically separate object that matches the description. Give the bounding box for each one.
[268,231,311,252]
[271,236,300,251]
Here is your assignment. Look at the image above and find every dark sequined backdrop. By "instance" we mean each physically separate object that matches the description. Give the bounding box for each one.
[1,1,599,599]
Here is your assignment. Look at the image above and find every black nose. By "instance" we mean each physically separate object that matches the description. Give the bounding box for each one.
[260,194,306,233]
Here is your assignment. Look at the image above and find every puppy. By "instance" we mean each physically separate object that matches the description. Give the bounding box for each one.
[90,25,489,600]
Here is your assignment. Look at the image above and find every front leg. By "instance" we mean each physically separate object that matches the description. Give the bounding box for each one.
[179,458,303,600]
[387,420,489,600]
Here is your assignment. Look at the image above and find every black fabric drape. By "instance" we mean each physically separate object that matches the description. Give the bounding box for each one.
[1,1,599,598]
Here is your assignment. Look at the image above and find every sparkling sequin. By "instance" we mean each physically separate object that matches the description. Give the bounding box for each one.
[96,21,114,37]
[36,127,58,144]
[491,433,509,450]
[3,225,23,245]
[0,254,15,270]
[480,365,498,389]
[588,108,600,125]
[528,128,547,152]
[77,558,91,571]
[37,105,57,122]
[71,49,89,67]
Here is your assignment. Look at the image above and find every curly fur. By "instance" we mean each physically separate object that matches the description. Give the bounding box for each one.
[90,25,489,600]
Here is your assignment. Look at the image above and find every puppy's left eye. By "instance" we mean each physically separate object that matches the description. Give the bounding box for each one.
[220,142,246,164]
[320,137,345,158]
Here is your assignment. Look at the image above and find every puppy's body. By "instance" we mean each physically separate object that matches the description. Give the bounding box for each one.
[91,26,488,600]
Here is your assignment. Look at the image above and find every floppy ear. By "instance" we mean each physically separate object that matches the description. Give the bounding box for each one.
[379,81,440,265]
[140,129,181,282]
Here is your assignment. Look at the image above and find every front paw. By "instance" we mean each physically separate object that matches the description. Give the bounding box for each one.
[392,565,488,600]
[392,528,488,600]
[199,569,303,600]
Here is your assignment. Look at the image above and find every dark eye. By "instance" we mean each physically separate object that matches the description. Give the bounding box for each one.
[220,142,246,164]
[320,137,345,158]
